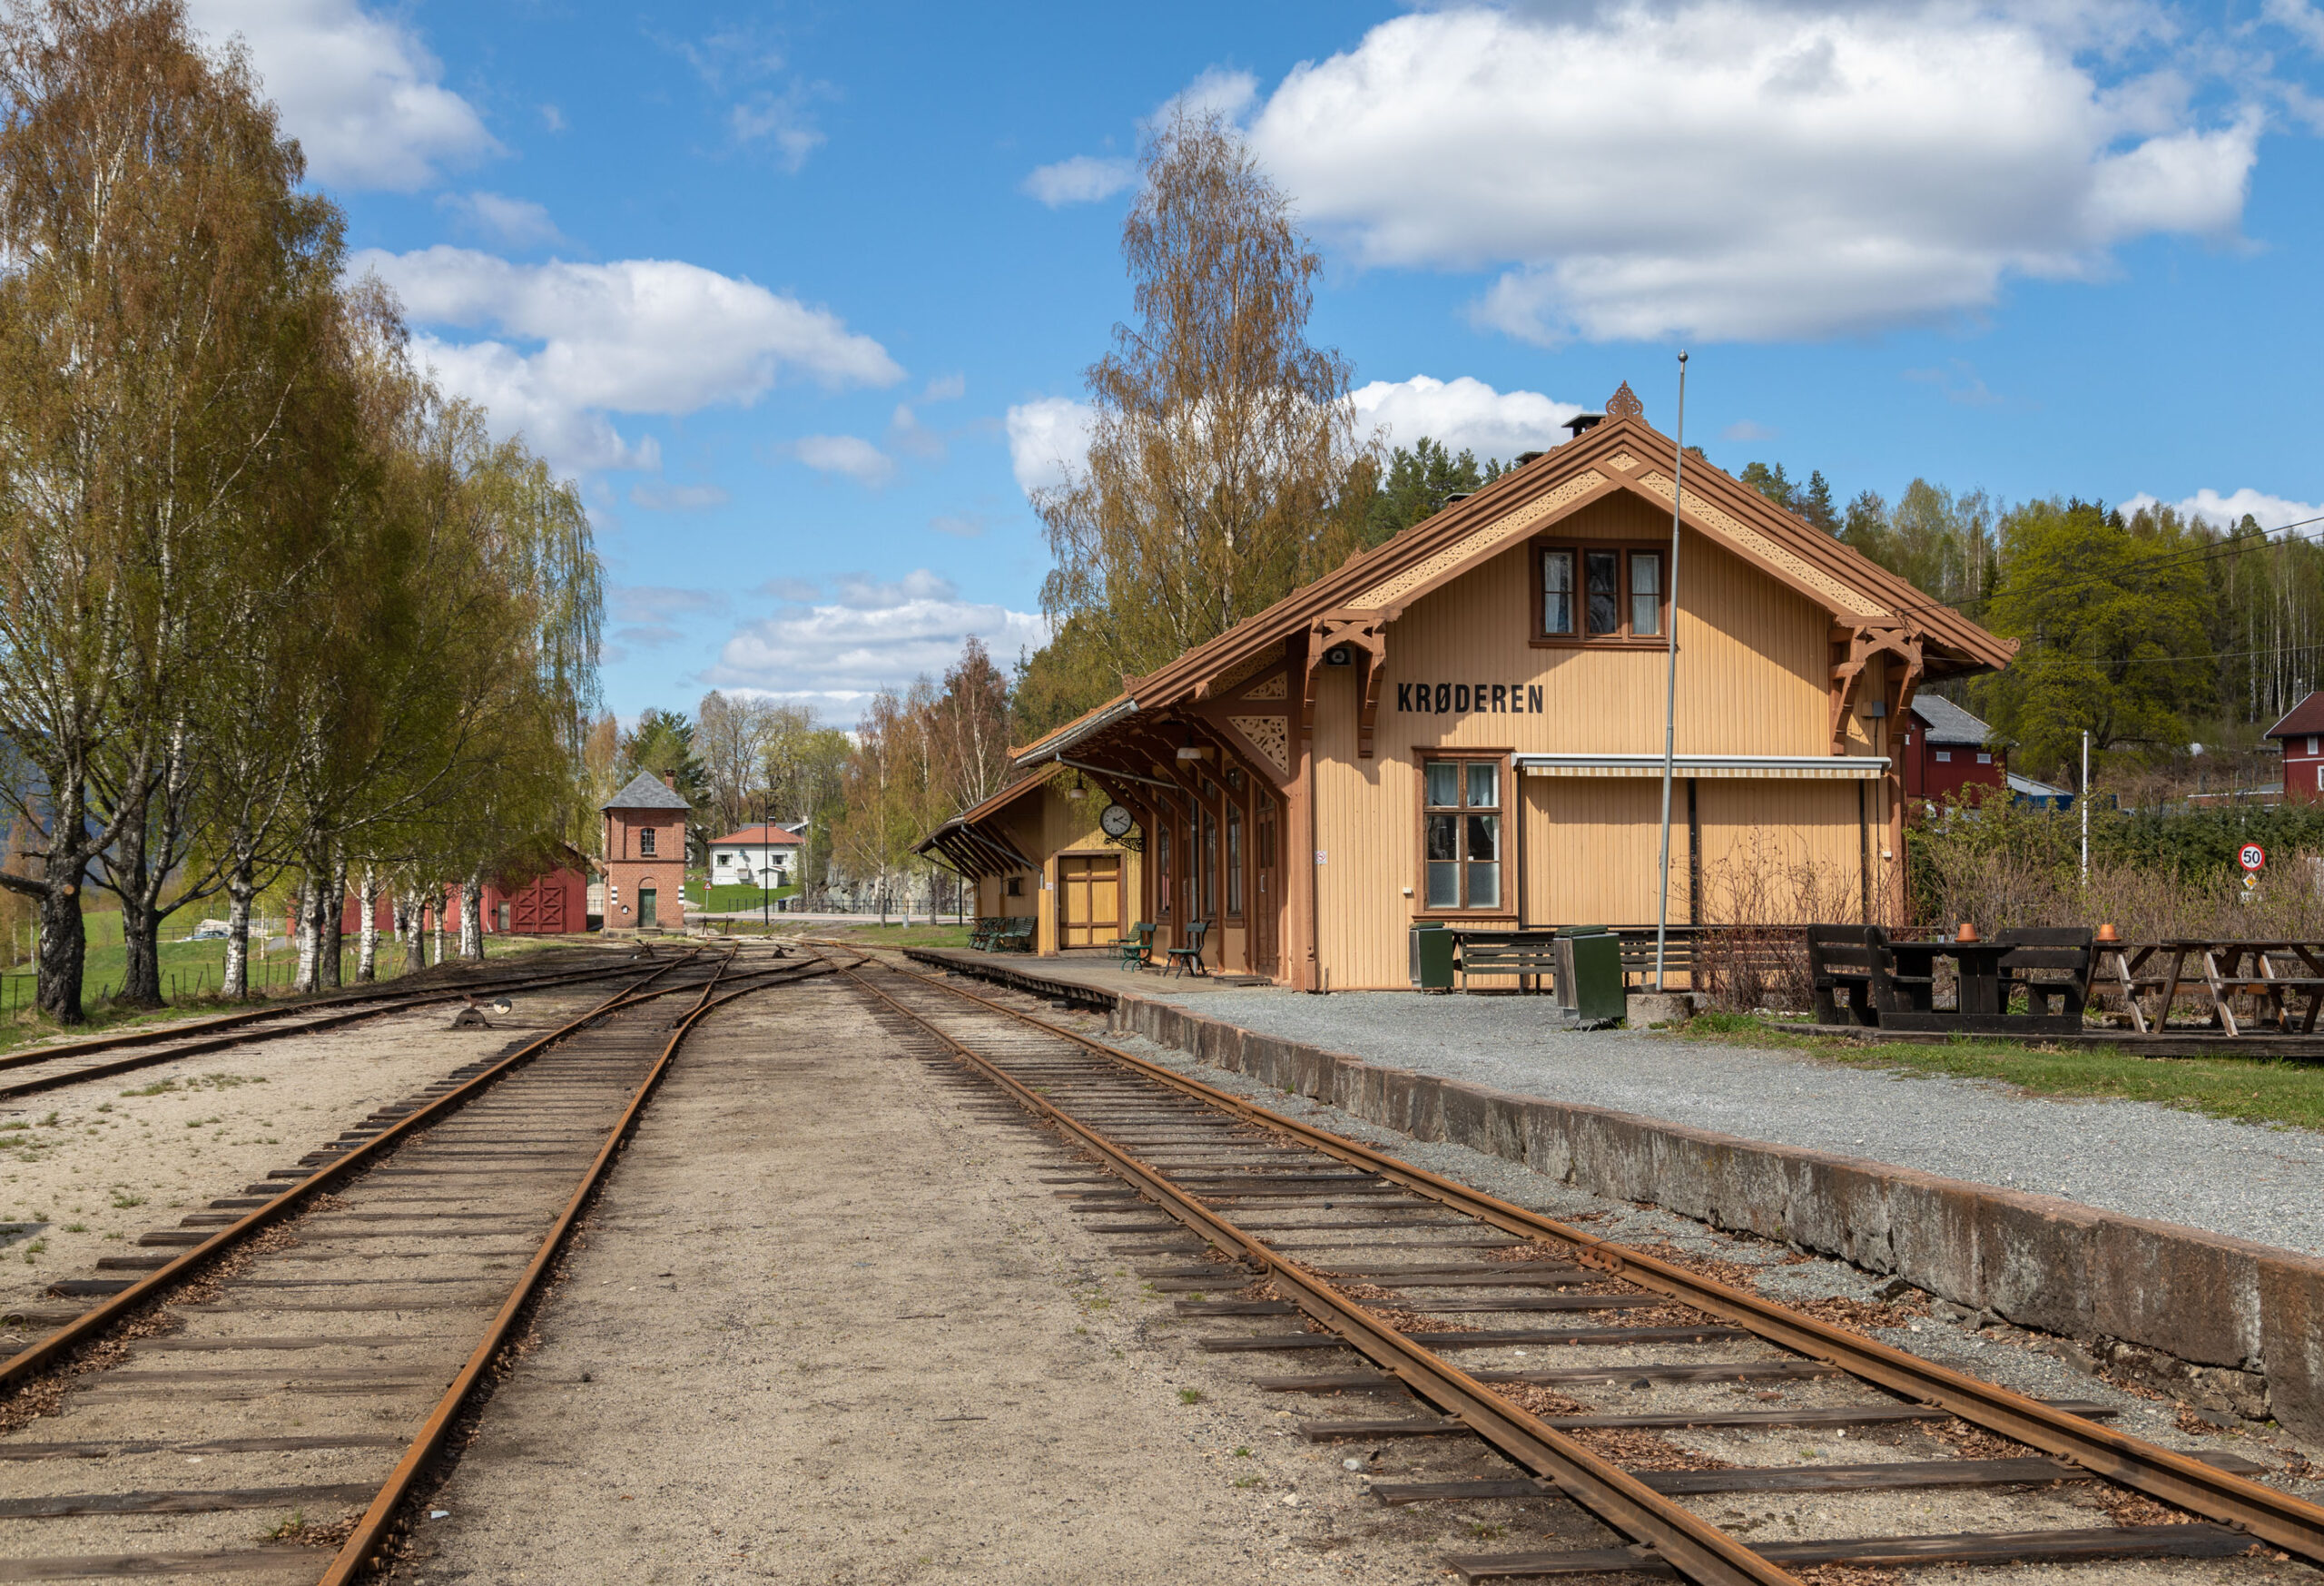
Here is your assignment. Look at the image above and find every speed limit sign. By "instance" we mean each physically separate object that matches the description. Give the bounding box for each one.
[2240,842,2269,872]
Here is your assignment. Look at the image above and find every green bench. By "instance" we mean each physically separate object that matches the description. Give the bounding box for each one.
[970,915,1036,952]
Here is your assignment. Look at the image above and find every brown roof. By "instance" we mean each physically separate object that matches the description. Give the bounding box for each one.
[1012,401,2015,765]
[2266,691,2324,740]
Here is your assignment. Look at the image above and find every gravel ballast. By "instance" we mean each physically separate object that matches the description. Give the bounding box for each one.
[1139,987,2324,1260]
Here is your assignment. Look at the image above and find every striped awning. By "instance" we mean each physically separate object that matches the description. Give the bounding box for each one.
[1516,754,1888,781]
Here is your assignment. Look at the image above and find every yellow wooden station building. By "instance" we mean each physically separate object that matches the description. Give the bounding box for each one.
[917,384,2014,989]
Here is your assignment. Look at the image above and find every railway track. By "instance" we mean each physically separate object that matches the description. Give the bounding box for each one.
[842,952,2324,1585]
[0,948,680,1103]
[0,941,845,1582]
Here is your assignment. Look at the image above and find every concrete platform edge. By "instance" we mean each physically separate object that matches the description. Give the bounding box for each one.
[905,946,2324,1438]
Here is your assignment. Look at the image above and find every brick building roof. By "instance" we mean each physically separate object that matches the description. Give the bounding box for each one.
[604,772,693,812]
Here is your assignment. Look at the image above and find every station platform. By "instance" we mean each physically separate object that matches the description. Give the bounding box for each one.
[905,947,1278,1006]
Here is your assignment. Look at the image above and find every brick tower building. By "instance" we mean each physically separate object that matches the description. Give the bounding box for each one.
[602,772,692,931]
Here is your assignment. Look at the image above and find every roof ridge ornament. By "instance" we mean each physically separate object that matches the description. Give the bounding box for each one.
[1605,380,1643,421]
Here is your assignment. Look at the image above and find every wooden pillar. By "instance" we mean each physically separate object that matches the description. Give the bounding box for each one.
[1289,647,1318,992]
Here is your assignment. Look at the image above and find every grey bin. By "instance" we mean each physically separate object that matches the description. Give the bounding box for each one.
[1554,925,1626,1028]
[1410,922,1454,991]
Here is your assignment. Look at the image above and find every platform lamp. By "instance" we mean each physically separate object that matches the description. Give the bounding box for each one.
[762,787,772,937]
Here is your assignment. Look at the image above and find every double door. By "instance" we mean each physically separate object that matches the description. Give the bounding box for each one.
[1059,854,1121,947]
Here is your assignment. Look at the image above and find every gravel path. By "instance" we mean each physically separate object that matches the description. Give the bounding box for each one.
[1141,988,2324,1259]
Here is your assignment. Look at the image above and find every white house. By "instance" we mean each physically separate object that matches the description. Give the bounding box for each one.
[706,823,802,889]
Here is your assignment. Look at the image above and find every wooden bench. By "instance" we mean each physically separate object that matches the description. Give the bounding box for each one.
[1807,924,1915,1027]
[1116,921,1157,971]
[1997,928,2093,1024]
[1165,919,1210,978]
[1452,931,1561,990]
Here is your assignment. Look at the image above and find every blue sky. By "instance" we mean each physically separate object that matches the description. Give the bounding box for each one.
[194,1,2324,722]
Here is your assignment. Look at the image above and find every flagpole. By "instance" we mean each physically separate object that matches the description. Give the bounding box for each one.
[1654,351,1689,993]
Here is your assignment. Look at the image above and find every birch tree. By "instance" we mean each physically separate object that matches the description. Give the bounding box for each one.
[1034,108,1373,694]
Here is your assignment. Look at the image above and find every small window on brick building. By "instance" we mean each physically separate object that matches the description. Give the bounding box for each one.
[1976,753,1992,764]
[639,828,656,857]
[1935,750,1952,763]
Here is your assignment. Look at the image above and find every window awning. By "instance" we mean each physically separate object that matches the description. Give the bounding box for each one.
[1516,754,1888,781]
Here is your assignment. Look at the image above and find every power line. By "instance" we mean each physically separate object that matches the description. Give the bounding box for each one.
[1876,512,2324,623]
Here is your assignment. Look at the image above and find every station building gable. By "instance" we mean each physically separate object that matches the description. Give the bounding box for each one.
[931,385,2014,989]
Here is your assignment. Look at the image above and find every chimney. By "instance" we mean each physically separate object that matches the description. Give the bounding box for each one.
[662,773,675,791]
[1561,412,1605,438]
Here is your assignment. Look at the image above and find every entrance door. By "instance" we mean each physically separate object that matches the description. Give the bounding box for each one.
[638,887,658,930]
[1059,855,1121,948]
[1253,801,1278,974]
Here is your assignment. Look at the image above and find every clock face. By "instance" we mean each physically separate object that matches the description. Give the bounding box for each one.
[1099,803,1134,838]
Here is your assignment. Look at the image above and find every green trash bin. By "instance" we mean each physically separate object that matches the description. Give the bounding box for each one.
[1556,924,1625,1026]
[1410,922,1454,991]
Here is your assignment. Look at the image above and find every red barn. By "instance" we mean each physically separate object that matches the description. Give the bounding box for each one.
[331,846,593,937]
[1897,695,2007,805]
[2267,692,2324,803]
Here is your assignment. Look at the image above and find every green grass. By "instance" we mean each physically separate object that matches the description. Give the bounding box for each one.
[803,921,976,950]
[685,882,800,911]
[1682,1012,2324,1132]
[0,921,565,1057]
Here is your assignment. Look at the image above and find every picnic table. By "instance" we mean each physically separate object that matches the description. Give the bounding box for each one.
[2093,939,2324,1036]
[1808,925,2089,1036]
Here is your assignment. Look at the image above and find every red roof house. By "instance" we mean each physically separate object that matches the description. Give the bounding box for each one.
[2266,692,2324,803]
[1897,695,2007,805]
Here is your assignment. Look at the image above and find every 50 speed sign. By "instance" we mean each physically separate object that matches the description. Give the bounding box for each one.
[2240,842,2269,872]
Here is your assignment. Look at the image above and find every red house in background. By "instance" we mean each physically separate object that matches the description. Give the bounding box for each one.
[334,843,595,937]
[1897,695,2008,804]
[2267,692,2324,803]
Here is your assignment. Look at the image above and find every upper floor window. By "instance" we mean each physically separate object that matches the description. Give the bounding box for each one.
[1541,547,1665,642]
[639,827,657,857]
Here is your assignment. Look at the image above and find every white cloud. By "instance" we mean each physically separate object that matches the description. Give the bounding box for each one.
[2123,488,2324,534]
[609,585,729,654]
[628,482,732,512]
[190,0,495,191]
[438,192,564,249]
[1170,65,1258,124]
[1005,397,1095,494]
[730,90,825,172]
[1024,154,1137,207]
[706,572,1049,710]
[921,373,967,402]
[354,246,903,473]
[1242,4,2260,343]
[1905,360,2004,407]
[793,434,894,486]
[1348,375,1581,464]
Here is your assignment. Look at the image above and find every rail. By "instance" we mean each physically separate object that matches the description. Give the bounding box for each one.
[852,951,2324,1577]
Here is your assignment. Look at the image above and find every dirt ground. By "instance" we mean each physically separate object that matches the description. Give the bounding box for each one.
[392,964,2324,1586]
[0,985,610,1325]
[398,972,1487,1585]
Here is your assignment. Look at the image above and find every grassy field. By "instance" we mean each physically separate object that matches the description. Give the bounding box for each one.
[796,921,976,950]
[684,881,800,912]
[1685,1013,2324,1132]
[0,914,566,1054]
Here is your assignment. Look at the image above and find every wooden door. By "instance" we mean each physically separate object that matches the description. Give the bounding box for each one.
[1253,801,1279,974]
[638,888,658,930]
[1059,855,1120,947]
